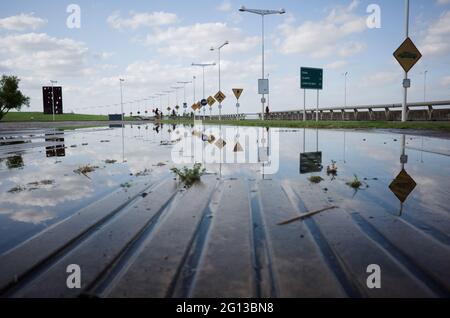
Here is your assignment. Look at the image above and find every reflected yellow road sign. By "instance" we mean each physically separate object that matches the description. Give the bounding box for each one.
[207,96,216,107]
[389,169,417,203]
[393,37,422,73]
[214,91,226,103]
[232,88,243,100]
[215,138,226,149]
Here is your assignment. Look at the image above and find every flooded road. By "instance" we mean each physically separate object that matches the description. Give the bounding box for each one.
[1,123,450,297]
[1,124,450,255]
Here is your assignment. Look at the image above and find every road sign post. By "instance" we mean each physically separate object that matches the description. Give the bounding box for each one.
[233,88,244,120]
[301,67,323,121]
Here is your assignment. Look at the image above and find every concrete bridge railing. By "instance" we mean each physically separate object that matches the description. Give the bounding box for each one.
[207,100,450,121]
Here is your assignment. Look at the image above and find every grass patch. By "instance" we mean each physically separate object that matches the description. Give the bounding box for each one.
[308,176,324,184]
[7,186,25,193]
[160,119,450,132]
[120,182,132,188]
[347,174,363,189]
[1,112,136,122]
[135,168,151,177]
[74,164,99,177]
[171,163,206,188]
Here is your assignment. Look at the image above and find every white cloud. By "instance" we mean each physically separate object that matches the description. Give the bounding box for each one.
[358,70,400,88]
[437,0,450,5]
[218,0,232,12]
[0,33,92,78]
[93,51,115,60]
[142,22,259,58]
[421,11,450,56]
[107,11,178,30]
[0,13,47,31]
[441,75,450,86]
[325,60,348,70]
[278,1,367,58]
[339,42,367,57]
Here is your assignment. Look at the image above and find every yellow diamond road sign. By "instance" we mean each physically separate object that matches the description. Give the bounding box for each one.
[207,96,216,107]
[214,91,226,103]
[393,37,422,73]
[232,88,243,100]
[389,169,417,203]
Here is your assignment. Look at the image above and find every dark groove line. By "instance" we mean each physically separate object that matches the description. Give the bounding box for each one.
[0,179,161,297]
[87,189,180,296]
[250,182,277,298]
[351,212,450,297]
[287,186,363,298]
[165,182,220,298]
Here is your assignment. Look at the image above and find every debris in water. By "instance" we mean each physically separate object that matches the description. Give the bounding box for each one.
[326,160,338,175]
[278,206,338,225]
[104,159,117,164]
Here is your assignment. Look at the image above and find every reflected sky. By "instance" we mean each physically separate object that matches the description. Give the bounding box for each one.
[1,124,450,255]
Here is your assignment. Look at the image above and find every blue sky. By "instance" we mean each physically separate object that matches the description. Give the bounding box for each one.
[0,0,449,115]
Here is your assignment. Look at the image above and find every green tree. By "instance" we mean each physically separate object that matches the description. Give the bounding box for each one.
[0,75,30,120]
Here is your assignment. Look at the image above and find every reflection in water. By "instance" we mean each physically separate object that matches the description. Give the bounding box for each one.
[45,132,65,157]
[0,124,449,256]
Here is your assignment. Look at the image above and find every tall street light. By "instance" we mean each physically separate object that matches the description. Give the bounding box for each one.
[50,80,58,121]
[164,90,173,112]
[401,0,410,122]
[119,78,125,120]
[192,62,216,120]
[239,6,285,120]
[210,41,229,121]
[171,86,182,106]
[177,81,192,114]
[343,72,348,107]
[422,70,428,102]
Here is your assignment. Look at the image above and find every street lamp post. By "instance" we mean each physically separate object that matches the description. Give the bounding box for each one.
[177,81,192,115]
[239,6,285,120]
[343,72,348,107]
[210,41,229,121]
[192,62,216,121]
[119,78,125,120]
[423,70,428,102]
[50,80,58,121]
[402,0,410,122]
[171,86,182,107]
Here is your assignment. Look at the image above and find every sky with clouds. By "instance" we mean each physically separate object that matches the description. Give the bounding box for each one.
[0,0,449,115]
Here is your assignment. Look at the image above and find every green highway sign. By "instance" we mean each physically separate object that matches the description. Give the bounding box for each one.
[301,67,323,90]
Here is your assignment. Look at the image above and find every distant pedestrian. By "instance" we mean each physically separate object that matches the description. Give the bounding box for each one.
[265,106,270,118]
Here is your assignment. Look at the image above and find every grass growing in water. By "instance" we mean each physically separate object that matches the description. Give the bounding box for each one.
[171,163,206,188]
[308,176,324,184]
[74,164,99,177]
[347,174,363,189]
